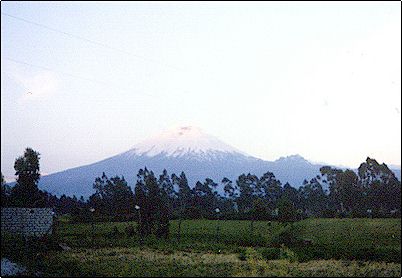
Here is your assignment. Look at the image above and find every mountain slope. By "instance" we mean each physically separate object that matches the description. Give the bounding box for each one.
[35,126,400,197]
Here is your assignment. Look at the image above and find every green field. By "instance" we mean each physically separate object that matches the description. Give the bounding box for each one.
[1,218,401,277]
[56,219,286,251]
[291,218,401,262]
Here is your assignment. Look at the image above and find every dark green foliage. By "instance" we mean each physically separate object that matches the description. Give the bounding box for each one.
[172,171,194,218]
[124,224,135,237]
[236,173,259,214]
[88,173,134,216]
[107,226,120,239]
[235,171,284,221]
[191,178,221,218]
[259,171,282,209]
[222,177,237,199]
[319,158,401,218]
[272,224,303,247]
[70,205,92,222]
[1,232,61,274]
[278,196,298,223]
[3,153,400,231]
[9,148,44,207]
[294,245,401,263]
[359,157,401,214]
[259,247,281,260]
[251,198,270,220]
[135,168,170,239]
[298,176,328,217]
[285,218,401,263]
[1,218,400,277]
[238,249,247,261]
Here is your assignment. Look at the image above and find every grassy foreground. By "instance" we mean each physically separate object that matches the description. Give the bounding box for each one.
[1,218,401,277]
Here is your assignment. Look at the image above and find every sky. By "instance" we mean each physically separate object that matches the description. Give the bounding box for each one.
[1,1,401,182]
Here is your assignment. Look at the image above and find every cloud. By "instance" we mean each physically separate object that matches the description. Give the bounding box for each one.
[12,71,59,104]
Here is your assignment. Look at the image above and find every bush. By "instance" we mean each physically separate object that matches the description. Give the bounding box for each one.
[272,225,303,247]
[244,247,263,260]
[1,232,25,261]
[1,231,64,275]
[237,247,284,262]
[125,224,136,237]
[70,208,92,223]
[238,250,247,261]
[279,246,298,262]
[236,233,266,247]
[259,247,281,260]
[292,245,401,263]
[107,226,120,239]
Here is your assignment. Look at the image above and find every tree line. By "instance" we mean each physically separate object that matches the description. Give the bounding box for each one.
[2,148,401,227]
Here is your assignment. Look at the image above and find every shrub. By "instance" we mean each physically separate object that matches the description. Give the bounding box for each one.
[272,225,303,247]
[259,247,281,260]
[238,247,266,261]
[107,226,120,239]
[125,224,136,237]
[237,233,266,247]
[279,245,298,262]
[238,249,247,261]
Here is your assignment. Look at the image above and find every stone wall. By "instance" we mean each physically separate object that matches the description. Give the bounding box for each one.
[1,208,53,237]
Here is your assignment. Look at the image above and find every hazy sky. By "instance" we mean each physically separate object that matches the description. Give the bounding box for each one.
[1,1,401,181]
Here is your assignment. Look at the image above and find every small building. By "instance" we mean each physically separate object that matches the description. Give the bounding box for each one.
[1,207,53,237]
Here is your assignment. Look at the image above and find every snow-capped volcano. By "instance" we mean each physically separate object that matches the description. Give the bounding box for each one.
[32,126,400,198]
[126,126,244,157]
[33,127,327,197]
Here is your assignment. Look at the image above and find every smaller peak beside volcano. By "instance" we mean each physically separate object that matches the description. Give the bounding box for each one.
[275,154,309,163]
[125,126,247,158]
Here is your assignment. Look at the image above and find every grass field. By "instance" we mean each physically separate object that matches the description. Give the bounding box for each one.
[1,218,401,276]
[291,218,401,262]
[56,219,286,252]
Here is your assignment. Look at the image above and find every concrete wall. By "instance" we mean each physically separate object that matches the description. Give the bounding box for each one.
[1,208,53,237]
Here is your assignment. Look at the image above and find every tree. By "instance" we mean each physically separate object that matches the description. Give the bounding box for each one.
[147,170,169,239]
[106,175,134,215]
[192,178,220,218]
[222,177,237,199]
[174,171,192,217]
[251,198,270,220]
[134,168,150,236]
[205,178,218,196]
[337,169,363,215]
[88,172,108,213]
[9,148,43,207]
[134,168,170,239]
[88,173,134,216]
[159,169,176,200]
[358,157,401,215]
[236,173,259,215]
[259,171,282,211]
[158,169,175,219]
[299,177,328,217]
[320,166,347,214]
[278,195,298,223]
[222,177,238,214]
[282,182,300,208]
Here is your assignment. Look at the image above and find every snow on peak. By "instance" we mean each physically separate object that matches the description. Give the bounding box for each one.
[127,126,245,157]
